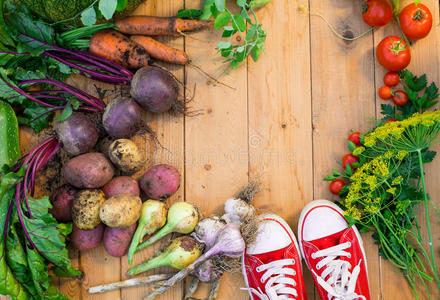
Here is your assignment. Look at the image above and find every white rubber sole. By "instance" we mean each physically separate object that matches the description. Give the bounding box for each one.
[297,199,368,276]
[241,214,303,300]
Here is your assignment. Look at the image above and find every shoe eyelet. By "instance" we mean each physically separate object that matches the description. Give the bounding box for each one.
[348,242,352,247]
[293,271,296,276]
[347,253,352,258]
[256,266,261,272]
[260,278,264,283]
[311,253,316,259]
[292,259,296,265]
[316,264,321,270]
[293,282,297,287]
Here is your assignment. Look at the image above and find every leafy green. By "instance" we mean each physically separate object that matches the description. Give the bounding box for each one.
[178,0,268,69]
[99,0,118,20]
[81,6,97,26]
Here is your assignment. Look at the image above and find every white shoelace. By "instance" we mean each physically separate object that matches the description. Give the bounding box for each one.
[311,242,366,300]
[242,259,298,300]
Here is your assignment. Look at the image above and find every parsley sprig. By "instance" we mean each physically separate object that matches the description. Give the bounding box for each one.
[178,0,269,69]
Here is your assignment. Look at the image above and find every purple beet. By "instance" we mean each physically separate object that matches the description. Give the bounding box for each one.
[50,184,78,222]
[130,66,179,113]
[102,97,142,138]
[71,223,105,252]
[55,113,99,156]
[139,164,180,200]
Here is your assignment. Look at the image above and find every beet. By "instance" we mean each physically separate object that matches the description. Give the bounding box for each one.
[71,223,105,252]
[139,164,180,200]
[130,66,179,113]
[103,224,137,257]
[49,184,78,222]
[102,97,142,138]
[54,113,99,156]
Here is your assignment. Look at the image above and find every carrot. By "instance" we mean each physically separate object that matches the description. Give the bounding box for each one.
[115,16,212,36]
[130,36,190,65]
[89,30,150,69]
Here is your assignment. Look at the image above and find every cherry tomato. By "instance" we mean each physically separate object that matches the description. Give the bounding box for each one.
[329,179,345,195]
[348,131,361,146]
[383,71,400,86]
[386,118,396,123]
[379,86,392,100]
[392,90,408,106]
[399,3,432,40]
[376,36,411,71]
[342,154,359,169]
[362,0,393,27]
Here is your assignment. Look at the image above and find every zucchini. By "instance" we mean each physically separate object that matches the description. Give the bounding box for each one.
[0,101,20,169]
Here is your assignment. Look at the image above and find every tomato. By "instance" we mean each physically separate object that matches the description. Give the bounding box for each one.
[376,36,411,71]
[392,90,408,106]
[386,118,396,123]
[383,71,400,86]
[399,3,432,40]
[348,131,361,146]
[329,179,345,195]
[379,86,392,100]
[362,0,393,27]
[342,154,359,169]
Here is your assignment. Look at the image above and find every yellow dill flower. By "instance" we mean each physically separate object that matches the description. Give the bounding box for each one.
[391,176,403,185]
[371,158,389,177]
[365,204,380,214]
[373,197,381,204]
[396,150,408,160]
[386,187,396,194]
[396,199,411,215]
[353,147,365,156]
[365,176,377,190]
[345,206,362,221]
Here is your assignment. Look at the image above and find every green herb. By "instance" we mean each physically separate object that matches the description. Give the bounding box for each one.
[325,74,440,298]
[178,0,270,69]
[78,0,127,26]
[381,70,439,122]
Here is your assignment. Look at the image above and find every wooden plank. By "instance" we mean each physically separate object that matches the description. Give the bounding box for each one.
[184,0,249,298]
[309,1,381,300]
[373,1,440,299]
[118,1,186,300]
[247,0,314,299]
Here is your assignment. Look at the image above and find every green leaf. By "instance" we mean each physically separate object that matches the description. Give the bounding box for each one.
[425,82,439,101]
[200,0,215,20]
[232,14,247,32]
[236,0,247,8]
[217,41,232,49]
[55,104,72,122]
[116,0,128,11]
[177,9,202,19]
[215,0,226,12]
[222,27,236,37]
[348,140,356,152]
[99,0,118,20]
[214,12,231,30]
[81,7,97,26]
[404,70,427,91]
[251,45,262,61]
[324,175,337,181]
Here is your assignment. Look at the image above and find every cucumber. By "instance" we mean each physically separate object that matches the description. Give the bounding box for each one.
[0,101,20,169]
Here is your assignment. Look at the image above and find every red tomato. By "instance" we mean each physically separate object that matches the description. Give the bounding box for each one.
[392,90,408,106]
[386,118,396,123]
[348,131,361,146]
[329,179,345,195]
[376,36,411,71]
[342,154,359,169]
[383,71,400,86]
[399,3,432,40]
[379,86,392,100]
[362,0,393,27]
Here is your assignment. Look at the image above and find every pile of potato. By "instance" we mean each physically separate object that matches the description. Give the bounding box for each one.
[49,138,180,257]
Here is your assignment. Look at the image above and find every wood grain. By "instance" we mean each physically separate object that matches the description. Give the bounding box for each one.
[247,0,314,299]
[309,1,381,299]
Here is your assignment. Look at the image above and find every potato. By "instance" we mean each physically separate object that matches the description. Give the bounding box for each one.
[71,223,104,252]
[139,164,180,200]
[50,184,78,222]
[103,224,136,257]
[63,153,115,188]
[102,176,140,198]
[108,139,144,173]
[99,194,142,228]
[72,189,106,230]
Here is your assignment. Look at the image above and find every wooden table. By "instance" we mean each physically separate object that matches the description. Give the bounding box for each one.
[4,0,440,299]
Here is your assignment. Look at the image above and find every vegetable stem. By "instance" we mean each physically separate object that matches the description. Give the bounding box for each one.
[88,274,173,294]
[136,224,171,252]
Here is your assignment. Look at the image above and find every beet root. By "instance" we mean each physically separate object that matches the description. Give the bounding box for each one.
[103,97,142,139]
[71,223,105,252]
[103,224,137,257]
[50,184,78,222]
[130,66,179,113]
[102,176,140,198]
[55,113,99,156]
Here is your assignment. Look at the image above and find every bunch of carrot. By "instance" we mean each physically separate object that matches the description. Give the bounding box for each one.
[87,16,212,69]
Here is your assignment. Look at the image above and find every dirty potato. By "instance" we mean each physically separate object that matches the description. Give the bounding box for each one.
[108,139,144,173]
[72,189,106,230]
[99,194,142,228]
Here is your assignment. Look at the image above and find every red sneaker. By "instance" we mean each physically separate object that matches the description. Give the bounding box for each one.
[298,200,370,300]
[242,214,307,300]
